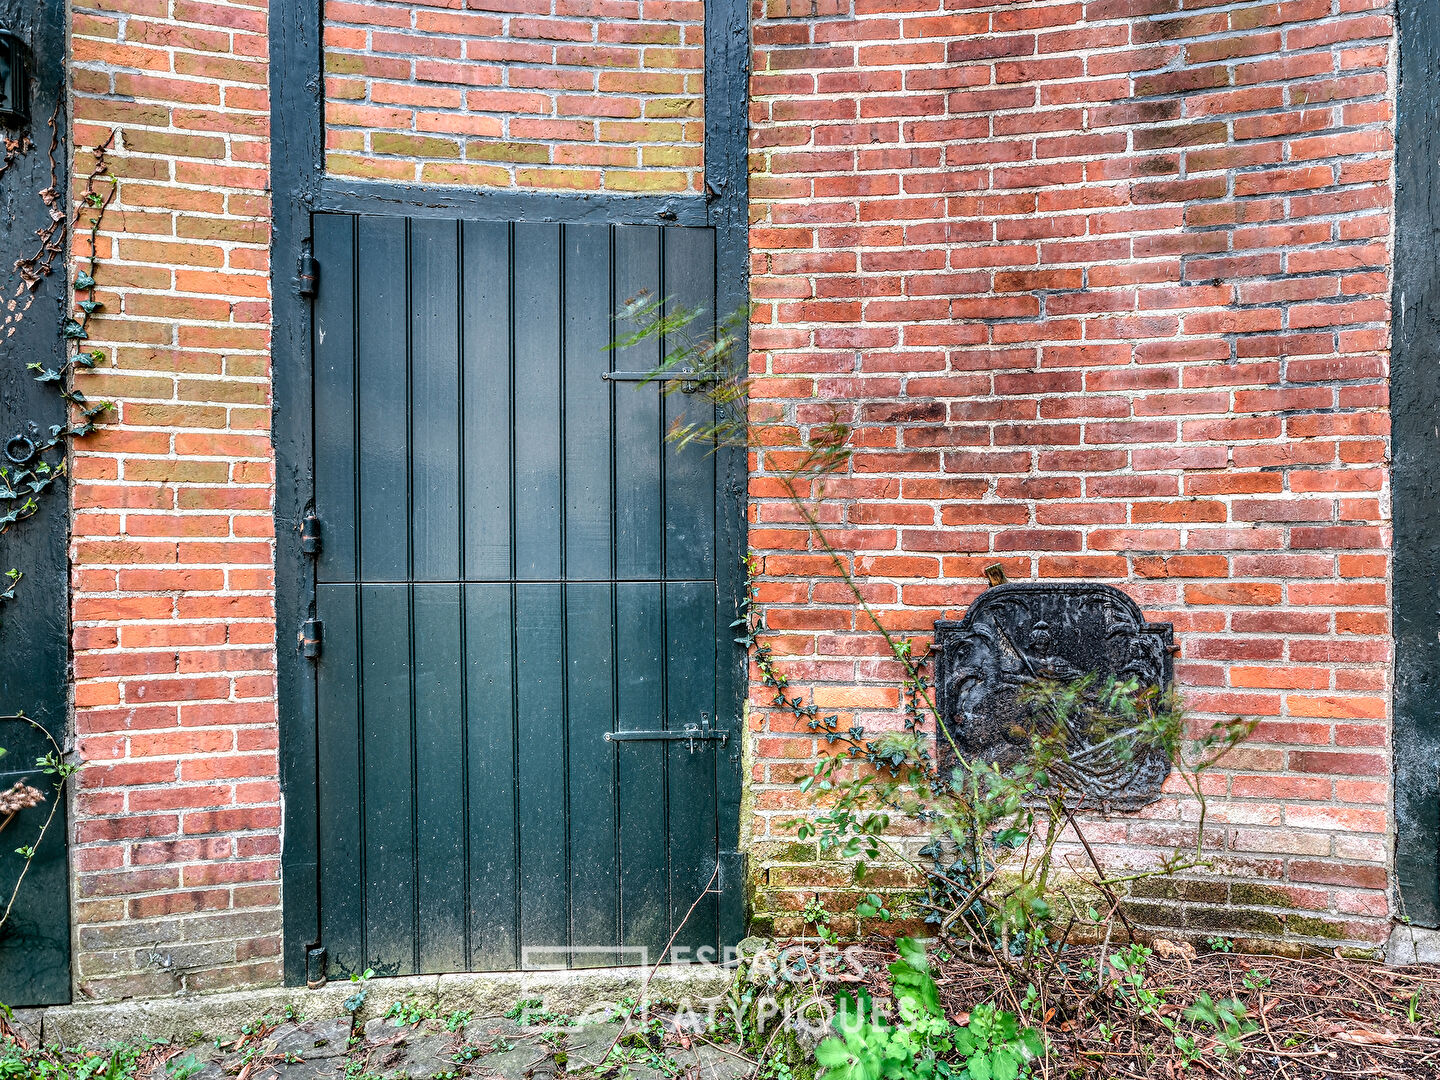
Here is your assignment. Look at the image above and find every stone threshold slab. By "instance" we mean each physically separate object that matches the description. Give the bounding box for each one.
[26,964,734,1048]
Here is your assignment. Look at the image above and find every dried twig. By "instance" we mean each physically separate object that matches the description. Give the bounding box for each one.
[600,864,721,1066]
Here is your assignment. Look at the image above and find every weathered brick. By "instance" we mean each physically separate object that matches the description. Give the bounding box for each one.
[71,0,280,1001]
[322,0,704,190]
[746,0,1393,950]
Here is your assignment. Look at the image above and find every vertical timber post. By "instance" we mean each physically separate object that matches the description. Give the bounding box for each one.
[705,0,751,951]
[0,0,72,1006]
[271,0,325,985]
[1392,2,1440,926]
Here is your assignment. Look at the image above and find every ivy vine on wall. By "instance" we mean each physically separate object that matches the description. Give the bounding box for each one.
[0,105,117,944]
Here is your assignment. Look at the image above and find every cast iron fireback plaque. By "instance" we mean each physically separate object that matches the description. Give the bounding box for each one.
[933,583,1175,809]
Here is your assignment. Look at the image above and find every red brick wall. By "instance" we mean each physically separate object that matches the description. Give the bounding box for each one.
[746,0,1396,949]
[323,0,705,191]
[68,0,280,999]
[61,0,1403,1000]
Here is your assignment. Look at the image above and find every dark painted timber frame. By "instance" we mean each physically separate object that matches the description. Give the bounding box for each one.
[0,0,72,1007]
[271,0,751,983]
[1393,4,1440,928]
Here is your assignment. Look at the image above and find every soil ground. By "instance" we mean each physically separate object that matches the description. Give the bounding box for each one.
[880,942,1440,1079]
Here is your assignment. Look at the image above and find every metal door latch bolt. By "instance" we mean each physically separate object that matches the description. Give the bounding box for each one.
[605,713,728,753]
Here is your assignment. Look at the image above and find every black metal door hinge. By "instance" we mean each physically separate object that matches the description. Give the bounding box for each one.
[306,945,328,988]
[297,254,318,297]
[300,510,322,556]
[301,618,322,659]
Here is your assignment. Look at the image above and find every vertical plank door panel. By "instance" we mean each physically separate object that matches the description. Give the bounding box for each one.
[564,224,615,582]
[414,584,467,972]
[665,581,719,954]
[662,228,718,582]
[513,225,563,582]
[466,583,520,969]
[409,219,462,582]
[356,216,410,582]
[360,583,417,974]
[313,214,357,584]
[616,582,669,962]
[567,582,620,966]
[613,227,663,581]
[315,584,364,975]
[515,582,569,961]
[461,221,513,582]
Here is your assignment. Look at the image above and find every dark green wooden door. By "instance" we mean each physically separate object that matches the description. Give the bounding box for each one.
[307,213,740,974]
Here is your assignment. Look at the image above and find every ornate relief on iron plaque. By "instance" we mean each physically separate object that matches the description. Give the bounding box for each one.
[933,583,1175,809]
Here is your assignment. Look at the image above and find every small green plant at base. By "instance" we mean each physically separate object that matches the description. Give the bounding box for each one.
[0,1040,147,1080]
[165,1054,205,1080]
[1172,1033,1200,1067]
[1106,945,1171,1024]
[801,895,840,945]
[385,997,436,1026]
[343,1060,381,1080]
[816,937,1041,1080]
[1018,985,1038,1015]
[343,968,375,1014]
[608,996,638,1024]
[505,997,542,1021]
[855,893,891,930]
[1241,969,1270,992]
[953,1005,1044,1080]
[1183,993,1256,1058]
[1204,937,1234,954]
[505,997,571,1027]
[605,1042,683,1078]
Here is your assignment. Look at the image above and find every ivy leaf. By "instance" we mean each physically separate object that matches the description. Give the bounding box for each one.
[61,318,88,340]
[74,271,95,291]
[79,300,103,314]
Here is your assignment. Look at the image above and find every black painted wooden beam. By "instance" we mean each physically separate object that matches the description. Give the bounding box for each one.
[318,178,710,225]
[271,0,324,987]
[703,0,751,953]
[1393,1,1440,927]
[0,0,73,1007]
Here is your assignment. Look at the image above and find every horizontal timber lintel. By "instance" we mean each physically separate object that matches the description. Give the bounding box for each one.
[315,178,713,227]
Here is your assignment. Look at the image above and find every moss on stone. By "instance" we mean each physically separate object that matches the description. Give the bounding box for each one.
[1286,916,1347,941]
[1185,906,1284,936]
[1228,883,1294,908]
[1129,878,1228,904]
